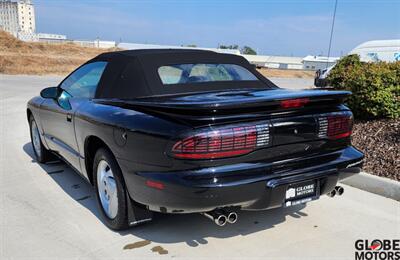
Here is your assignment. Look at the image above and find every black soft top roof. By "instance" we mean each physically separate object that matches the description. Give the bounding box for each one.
[97,48,220,57]
[91,49,276,99]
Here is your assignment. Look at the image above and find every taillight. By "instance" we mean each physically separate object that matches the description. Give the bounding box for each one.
[172,123,269,159]
[318,113,353,139]
[280,98,309,109]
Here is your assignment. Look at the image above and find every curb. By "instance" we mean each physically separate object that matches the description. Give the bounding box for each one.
[340,172,400,201]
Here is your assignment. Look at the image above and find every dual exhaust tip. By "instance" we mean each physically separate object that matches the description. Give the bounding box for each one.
[204,186,345,225]
[327,186,344,197]
[202,210,238,226]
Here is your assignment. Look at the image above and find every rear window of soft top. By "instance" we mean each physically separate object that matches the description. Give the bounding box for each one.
[158,63,259,85]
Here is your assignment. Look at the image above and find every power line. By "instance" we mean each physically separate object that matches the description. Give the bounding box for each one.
[326,0,338,69]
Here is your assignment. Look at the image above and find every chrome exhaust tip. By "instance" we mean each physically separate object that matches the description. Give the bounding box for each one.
[327,189,336,197]
[227,212,238,224]
[335,186,344,196]
[215,214,228,226]
[201,211,227,226]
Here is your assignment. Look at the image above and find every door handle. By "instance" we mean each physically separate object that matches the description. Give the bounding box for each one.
[66,114,72,122]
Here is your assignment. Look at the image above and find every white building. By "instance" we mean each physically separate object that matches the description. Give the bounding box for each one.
[0,0,36,41]
[302,56,340,71]
[349,39,400,62]
[242,55,304,70]
[72,39,116,49]
[37,33,67,43]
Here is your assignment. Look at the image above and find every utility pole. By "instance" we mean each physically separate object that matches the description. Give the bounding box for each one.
[326,0,338,69]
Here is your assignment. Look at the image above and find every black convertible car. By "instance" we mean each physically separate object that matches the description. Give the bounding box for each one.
[27,49,364,230]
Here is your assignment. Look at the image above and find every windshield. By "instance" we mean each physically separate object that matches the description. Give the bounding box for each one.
[158,63,259,85]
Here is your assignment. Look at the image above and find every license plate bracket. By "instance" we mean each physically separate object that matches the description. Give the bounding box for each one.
[284,179,318,207]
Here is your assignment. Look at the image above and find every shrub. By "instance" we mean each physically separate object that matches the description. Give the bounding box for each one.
[241,46,257,55]
[327,55,400,119]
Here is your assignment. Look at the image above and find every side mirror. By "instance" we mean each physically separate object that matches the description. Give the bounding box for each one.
[40,87,59,99]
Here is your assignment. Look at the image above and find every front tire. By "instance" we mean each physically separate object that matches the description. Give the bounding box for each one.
[29,115,52,163]
[93,148,129,230]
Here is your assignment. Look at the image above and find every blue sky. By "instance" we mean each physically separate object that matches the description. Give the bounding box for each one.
[34,0,400,56]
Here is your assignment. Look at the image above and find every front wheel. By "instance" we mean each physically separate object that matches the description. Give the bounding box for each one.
[29,115,52,163]
[93,148,130,230]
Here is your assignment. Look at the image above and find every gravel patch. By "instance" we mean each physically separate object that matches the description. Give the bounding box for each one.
[352,119,400,181]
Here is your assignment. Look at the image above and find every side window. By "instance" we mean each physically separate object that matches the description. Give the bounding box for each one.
[57,91,72,110]
[60,62,107,98]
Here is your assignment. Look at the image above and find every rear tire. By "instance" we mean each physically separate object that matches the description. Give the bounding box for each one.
[29,115,52,163]
[93,148,130,230]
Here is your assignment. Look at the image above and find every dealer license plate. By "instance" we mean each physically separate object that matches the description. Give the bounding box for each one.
[284,180,316,207]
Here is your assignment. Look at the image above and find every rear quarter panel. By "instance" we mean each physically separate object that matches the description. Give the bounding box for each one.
[74,101,189,178]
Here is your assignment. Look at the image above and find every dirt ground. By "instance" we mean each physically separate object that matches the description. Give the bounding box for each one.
[257,68,315,78]
[0,30,110,75]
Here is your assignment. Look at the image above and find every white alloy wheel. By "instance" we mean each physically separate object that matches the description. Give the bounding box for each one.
[31,120,42,158]
[96,160,119,219]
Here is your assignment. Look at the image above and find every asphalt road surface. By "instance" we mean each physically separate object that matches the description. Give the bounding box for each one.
[1,75,399,260]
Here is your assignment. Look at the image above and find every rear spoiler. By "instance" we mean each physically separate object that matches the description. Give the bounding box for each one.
[94,90,351,113]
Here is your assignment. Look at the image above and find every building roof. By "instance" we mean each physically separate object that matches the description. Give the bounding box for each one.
[302,55,340,63]
[351,39,400,51]
[242,54,303,64]
[37,33,67,40]
[267,56,303,64]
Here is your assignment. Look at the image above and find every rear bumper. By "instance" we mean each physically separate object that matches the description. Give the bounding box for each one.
[122,146,364,213]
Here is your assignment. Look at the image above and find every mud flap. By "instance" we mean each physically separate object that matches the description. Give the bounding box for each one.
[126,190,153,226]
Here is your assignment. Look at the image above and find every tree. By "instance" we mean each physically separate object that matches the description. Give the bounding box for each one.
[219,44,239,50]
[241,46,257,55]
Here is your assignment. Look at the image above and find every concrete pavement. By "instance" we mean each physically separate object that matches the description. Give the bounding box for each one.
[0,74,399,260]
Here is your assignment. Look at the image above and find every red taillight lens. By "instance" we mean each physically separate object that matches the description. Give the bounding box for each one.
[318,114,352,139]
[146,180,164,190]
[172,123,269,159]
[280,98,309,109]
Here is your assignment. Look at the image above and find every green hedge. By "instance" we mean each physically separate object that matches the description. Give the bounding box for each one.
[327,55,400,119]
